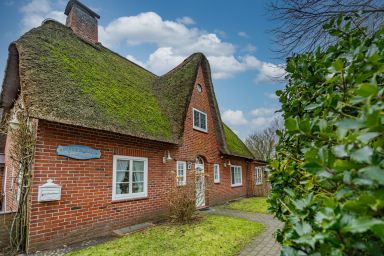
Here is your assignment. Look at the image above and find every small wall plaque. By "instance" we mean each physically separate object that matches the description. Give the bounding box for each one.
[56,145,101,160]
[38,179,61,202]
[187,161,193,170]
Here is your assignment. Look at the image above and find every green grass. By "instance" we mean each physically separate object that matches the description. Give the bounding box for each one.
[66,215,264,256]
[225,197,269,214]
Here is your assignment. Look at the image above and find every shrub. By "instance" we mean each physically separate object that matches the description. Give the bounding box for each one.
[168,181,197,223]
[269,16,384,255]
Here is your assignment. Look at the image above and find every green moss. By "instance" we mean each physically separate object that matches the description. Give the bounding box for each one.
[66,215,264,256]
[225,197,269,213]
[16,21,174,141]
[223,123,254,159]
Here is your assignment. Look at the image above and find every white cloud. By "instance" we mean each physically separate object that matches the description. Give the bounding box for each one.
[18,2,284,84]
[243,44,257,53]
[250,107,281,129]
[254,63,286,84]
[238,31,248,38]
[251,107,276,117]
[176,16,195,25]
[222,110,248,126]
[98,12,283,80]
[20,0,66,32]
[126,54,146,68]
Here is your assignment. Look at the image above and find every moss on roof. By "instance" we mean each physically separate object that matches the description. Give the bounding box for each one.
[223,123,254,159]
[15,21,174,142]
[155,53,202,138]
[4,20,255,159]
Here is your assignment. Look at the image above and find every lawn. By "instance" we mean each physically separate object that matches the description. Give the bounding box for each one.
[224,197,269,213]
[67,215,264,256]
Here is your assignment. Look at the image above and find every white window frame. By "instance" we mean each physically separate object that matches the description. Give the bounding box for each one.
[213,164,220,183]
[176,161,187,186]
[192,108,208,133]
[112,155,148,201]
[255,167,263,185]
[231,165,242,187]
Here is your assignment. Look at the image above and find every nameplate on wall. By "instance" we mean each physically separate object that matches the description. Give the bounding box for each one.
[56,145,101,160]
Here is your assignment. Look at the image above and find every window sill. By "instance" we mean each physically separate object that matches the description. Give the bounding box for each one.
[214,181,220,184]
[111,196,148,203]
[256,183,263,186]
[231,184,243,188]
[193,127,208,133]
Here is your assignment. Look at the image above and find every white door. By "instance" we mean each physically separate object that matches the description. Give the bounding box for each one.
[195,157,205,208]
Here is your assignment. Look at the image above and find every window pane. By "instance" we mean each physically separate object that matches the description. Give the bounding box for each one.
[132,172,144,182]
[133,161,144,171]
[117,160,129,171]
[116,182,129,194]
[231,167,235,184]
[116,171,130,182]
[132,182,144,193]
[200,113,206,130]
[194,110,200,127]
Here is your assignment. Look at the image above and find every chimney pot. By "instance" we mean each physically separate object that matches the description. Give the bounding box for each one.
[64,0,100,44]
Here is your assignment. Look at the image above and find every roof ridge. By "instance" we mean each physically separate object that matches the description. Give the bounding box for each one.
[42,20,158,78]
[160,52,204,78]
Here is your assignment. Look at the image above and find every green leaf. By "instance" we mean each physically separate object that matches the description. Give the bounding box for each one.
[285,117,299,131]
[350,146,373,163]
[332,145,348,158]
[357,132,380,143]
[336,119,364,129]
[371,224,384,243]
[342,217,384,233]
[356,83,378,97]
[294,221,312,236]
[359,166,384,185]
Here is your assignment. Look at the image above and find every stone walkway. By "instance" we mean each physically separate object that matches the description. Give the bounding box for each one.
[205,207,283,256]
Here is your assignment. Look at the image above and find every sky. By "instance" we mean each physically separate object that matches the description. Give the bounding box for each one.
[0,0,285,140]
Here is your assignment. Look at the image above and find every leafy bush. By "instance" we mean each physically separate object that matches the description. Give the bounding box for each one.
[268,17,384,255]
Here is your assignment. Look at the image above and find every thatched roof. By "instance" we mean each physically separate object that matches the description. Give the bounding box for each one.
[1,20,254,159]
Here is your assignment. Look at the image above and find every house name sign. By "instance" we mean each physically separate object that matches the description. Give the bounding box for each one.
[56,145,101,160]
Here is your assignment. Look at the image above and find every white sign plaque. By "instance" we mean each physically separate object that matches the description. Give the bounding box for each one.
[38,179,61,202]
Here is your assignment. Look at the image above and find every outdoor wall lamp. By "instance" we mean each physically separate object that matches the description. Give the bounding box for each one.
[162,150,172,163]
[223,159,232,168]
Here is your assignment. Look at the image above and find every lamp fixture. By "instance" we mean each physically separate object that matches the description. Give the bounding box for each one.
[162,150,172,163]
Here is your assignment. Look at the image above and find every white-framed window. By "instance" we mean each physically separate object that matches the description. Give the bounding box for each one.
[112,155,148,201]
[213,164,220,183]
[255,167,263,185]
[176,161,187,186]
[193,108,208,132]
[231,165,242,187]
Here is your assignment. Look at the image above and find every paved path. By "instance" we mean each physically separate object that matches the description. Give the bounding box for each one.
[205,207,283,256]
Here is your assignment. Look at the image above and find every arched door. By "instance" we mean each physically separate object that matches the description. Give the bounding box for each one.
[195,156,205,207]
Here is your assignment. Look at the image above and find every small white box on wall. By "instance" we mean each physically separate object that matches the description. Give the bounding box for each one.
[38,179,61,202]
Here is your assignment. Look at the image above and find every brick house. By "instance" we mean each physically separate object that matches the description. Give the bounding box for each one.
[0,0,269,252]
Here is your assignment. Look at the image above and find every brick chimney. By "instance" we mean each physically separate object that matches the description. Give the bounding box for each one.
[64,0,100,44]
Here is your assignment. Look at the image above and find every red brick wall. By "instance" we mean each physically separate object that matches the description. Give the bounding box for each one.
[172,65,251,206]
[66,5,98,43]
[26,65,253,251]
[28,120,176,251]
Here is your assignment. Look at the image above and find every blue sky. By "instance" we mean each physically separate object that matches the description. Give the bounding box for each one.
[0,0,284,140]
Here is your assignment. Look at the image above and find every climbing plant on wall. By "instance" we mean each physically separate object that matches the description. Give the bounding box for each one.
[268,16,384,255]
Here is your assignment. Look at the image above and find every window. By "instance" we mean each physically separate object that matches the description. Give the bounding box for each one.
[231,165,242,187]
[112,156,148,200]
[176,161,187,186]
[193,108,208,132]
[214,164,220,183]
[197,84,203,92]
[255,167,263,185]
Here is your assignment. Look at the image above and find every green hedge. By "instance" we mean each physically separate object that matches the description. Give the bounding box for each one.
[268,17,384,255]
